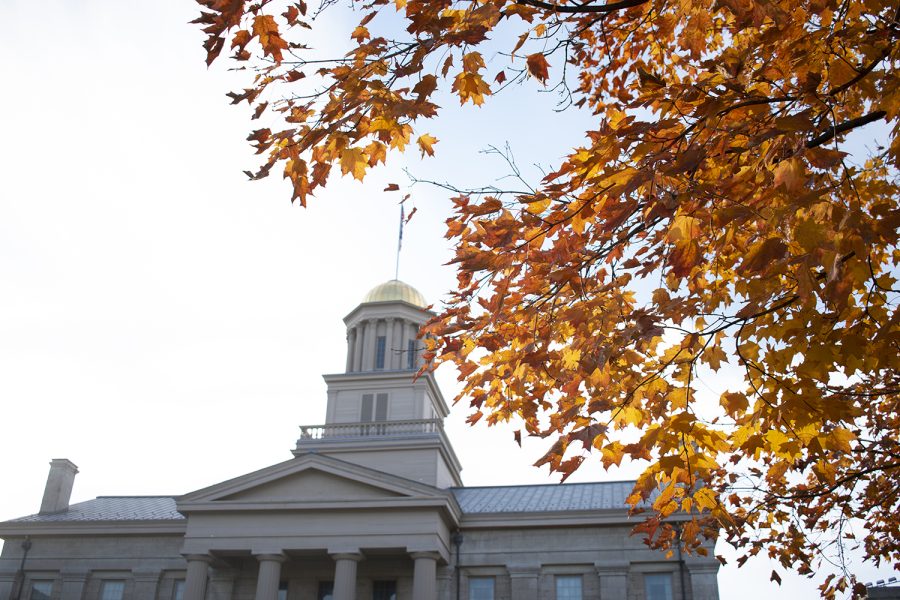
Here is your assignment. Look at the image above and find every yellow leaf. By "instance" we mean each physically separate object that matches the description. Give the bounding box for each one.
[773,158,805,193]
[417,134,438,157]
[339,147,368,181]
[668,215,701,242]
[561,348,581,370]
[827,427,856,453]
[452,71,491,105]
[694,487,718,511]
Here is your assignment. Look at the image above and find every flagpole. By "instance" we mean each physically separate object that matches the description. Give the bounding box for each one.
[395,204,404,280]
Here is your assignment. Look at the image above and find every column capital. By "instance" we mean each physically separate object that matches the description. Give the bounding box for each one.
[330,552,364,562]
[183,554,214,564]
[254,553,286,563]
[409,551,442,561]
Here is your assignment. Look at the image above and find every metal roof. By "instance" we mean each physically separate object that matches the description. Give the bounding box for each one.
[450,481,638,513]
[8,496,184,523]
[4,481,639,524]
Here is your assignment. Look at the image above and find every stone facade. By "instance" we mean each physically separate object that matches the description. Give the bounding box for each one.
[0,280,719,600]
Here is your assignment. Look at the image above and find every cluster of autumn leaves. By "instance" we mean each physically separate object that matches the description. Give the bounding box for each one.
[194,0,898,595]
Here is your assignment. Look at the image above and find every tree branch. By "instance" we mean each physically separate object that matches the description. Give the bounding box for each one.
[516,0,649,14]
[806,110,887,148]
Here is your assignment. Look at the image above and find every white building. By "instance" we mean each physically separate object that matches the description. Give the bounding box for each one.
[0,280,720,600]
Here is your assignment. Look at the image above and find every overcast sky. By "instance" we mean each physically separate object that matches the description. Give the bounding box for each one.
[0,1,894,597]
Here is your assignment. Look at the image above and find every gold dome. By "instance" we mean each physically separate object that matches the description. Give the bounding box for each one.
[362,280,427,308]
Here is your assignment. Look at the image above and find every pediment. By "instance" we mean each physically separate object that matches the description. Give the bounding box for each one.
[178,453,447,508]
[219,469,403,502]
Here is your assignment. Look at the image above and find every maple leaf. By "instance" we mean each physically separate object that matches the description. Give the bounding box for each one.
[252,15,287,62]
[526,53,550,84]
[452,72,491,105]
[417,134,438,157]
[339,147,367,181]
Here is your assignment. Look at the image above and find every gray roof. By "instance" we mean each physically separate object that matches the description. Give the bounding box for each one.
[450,481,637,513]
[8,496,184,523]
[5,481,638,524]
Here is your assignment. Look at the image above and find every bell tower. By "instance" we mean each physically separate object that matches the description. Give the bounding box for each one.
[293,280,462,489]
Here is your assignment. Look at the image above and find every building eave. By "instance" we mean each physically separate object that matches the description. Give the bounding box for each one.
[458,509,688,529]
[0,519,186,537]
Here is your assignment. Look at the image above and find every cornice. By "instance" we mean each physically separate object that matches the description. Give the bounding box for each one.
[0,520,186,537]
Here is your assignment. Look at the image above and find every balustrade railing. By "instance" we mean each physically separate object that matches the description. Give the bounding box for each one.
[297,418,444,442]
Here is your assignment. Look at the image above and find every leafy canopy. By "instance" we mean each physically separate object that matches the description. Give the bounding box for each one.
[194,0,899,595]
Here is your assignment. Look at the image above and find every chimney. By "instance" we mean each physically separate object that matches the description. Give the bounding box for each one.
[39,459,78,514]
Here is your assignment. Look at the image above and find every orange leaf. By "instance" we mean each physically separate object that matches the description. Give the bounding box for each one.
[252,15,288,62]
[526,53,550,84]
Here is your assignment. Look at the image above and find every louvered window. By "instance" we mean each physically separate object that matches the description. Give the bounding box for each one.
[361,393,389,433]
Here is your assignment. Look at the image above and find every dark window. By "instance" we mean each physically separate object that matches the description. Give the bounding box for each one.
[372,581,397,600]
[317,582,333,600]
[30,582,52,600]
[277,581,288,600]
[407,339,416,369]
[173,581,185,600]
[375,336,386,369]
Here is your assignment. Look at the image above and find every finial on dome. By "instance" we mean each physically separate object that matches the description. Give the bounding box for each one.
[362,280,427,308]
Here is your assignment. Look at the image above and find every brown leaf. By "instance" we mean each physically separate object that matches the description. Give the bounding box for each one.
[526,53,550,84]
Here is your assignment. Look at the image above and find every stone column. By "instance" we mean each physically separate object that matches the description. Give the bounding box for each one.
[132,570,161,600]
[254,554,285,600]
[411,552,440,600]
[385,318,395,370]
[688,565,719,600]
[346,328,356,372]
[353,325,365,372]
[508,567,539,600]
[331,553,363,600]
[184,555,213,600]
[364,320,378,371]
[59,571,88,600]
[595,562,628,599]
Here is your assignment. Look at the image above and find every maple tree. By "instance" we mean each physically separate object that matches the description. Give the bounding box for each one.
[193,0,899,595]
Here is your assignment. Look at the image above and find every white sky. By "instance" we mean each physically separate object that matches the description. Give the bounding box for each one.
[0,1,894,597]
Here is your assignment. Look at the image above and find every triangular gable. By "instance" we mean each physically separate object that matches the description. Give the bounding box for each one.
[178,453,446,506]
[220,469,402,502]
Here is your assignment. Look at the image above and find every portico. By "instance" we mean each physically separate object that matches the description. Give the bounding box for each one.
[181,548,442,600]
